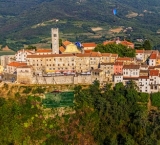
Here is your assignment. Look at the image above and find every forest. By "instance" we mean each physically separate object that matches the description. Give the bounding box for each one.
[1,81,160,144]
[1,0,160,50]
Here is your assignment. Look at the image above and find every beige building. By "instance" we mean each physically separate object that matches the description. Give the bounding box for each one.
[0,55,15,68]
[7,62,27,74]
[17,66,33,84]
[27,54,76,75]
[0,65,4,73]
[100,62,114,82]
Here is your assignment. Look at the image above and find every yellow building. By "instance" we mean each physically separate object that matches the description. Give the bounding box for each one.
[63,43,81,54]
[0,65,4,73]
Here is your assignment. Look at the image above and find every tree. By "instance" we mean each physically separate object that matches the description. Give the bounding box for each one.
[94,43,135,57]
[25,45,37,50]
[143,40,152,50]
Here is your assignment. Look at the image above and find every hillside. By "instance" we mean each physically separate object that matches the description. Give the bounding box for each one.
[1,0,160,50]
[1,82,160,144]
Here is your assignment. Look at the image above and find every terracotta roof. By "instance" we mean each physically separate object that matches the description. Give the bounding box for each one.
[84,50,93,53]
[140,65,148,68]
[139,76,149,79]
[111,54,118,57]
[76,53,91,57]
[123,64,140,69]
[90,52,102,57]
[148,66,155,70]
[101,53,111,56]
[123,77,139,80]
[114,73,123,76]
[152,50,159,54]
[82,42,97,47]
[116,57,132,61]
[121,40,134,46]
[62,41,72,47]
[17,65,32,68]
[154,65,160,68]
[140,70,149,73]
[136,49,144,53]
[36,49,52,53]
[27,54,74,58]
[150,53,157,59]
[149,70,159,76]
[144,50,153,54]
[101,62,114,65]
[8,62,27,67]
[103,41,114,45]
[114,62,123,65]
[59,46,65,53]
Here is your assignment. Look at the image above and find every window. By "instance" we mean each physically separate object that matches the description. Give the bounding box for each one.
[53,34,57,37]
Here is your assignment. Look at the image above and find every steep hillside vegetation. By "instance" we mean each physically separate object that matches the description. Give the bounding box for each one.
[1,0,160,50]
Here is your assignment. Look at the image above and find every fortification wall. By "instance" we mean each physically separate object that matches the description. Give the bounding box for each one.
[27,75,105,85]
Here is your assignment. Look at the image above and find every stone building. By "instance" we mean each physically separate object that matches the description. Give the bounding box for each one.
[17,66,33,84]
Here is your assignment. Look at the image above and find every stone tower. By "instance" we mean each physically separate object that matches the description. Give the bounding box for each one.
[51,28,59,54]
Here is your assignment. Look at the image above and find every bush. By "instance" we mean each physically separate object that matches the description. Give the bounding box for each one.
[23,87,32,94]
[138,93,149,103]
[151,92,160,107]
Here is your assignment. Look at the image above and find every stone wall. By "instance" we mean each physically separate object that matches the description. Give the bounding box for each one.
[25,75,108,85]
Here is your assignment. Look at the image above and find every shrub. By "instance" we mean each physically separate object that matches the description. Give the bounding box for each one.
[151,92,160,107]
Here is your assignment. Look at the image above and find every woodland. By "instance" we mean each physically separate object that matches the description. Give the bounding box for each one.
[0,0,160,50]
[1,81,160,144]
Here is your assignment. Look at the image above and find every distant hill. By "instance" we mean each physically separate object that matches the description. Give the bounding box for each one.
[1,0,160,50]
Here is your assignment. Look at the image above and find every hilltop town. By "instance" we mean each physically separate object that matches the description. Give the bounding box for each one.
[0,28,160,94]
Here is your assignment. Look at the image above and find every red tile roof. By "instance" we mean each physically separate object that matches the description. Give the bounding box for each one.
[8,62,27,67]
[148,66,155,70]
[27,54,74,58]
[82,42,97,47]
[76,53,91,57]
[59,46,65,53]
[149,70,159,76]
[139,76,149,79]
[111,54,118,57]
[114,62,123,65]
[101,53,111,56]
[116,57,132,61]
[84,50,93,53]
[36,49,52,53]
[136,49,144,53]
[123,64,140,69]
[17,65,32,68]
[90,52,102,57]
[62,41,72,47]
[121,40,134,48]
[103,41,114,45]
[123,77,139,80]
[150,53,157,59]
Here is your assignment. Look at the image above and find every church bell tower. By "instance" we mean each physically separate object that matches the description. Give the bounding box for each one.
[51,28,59,54]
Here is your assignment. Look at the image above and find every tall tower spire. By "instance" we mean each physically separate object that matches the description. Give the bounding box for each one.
[51,28,59,54]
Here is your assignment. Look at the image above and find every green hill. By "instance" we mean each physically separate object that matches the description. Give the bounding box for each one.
[1,0,160,50]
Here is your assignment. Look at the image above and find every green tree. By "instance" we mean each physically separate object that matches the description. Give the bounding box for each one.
[94,43,135,57]
[143,39,152,50]
[25,45,37,50]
